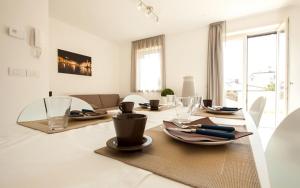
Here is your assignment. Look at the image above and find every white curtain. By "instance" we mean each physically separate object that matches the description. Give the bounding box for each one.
[131,35,165,92]
[207,21,226,106]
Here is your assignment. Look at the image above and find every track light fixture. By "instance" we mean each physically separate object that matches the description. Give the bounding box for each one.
[136,0,159,24]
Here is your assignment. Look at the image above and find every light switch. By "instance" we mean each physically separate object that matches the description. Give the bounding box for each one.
[8,67,27,77]
[8,27,25,40]
[26,70,40,78]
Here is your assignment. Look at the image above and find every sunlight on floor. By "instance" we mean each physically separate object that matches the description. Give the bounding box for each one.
[258,127,275,150]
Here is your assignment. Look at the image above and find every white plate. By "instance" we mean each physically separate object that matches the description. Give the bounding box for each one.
[163,128,234,145]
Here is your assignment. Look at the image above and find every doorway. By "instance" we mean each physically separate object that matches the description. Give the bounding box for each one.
[223,22,289,128]
[247,32,277,127]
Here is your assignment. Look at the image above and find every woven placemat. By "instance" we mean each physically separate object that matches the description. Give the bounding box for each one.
[18,114,113,134]
[95,119,260,188]
[193,108,245,120]
[135,105,175,112]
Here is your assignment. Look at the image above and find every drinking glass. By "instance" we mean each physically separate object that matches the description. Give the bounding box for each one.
[190,96,202,114]
[44,96,72,131]
[174,97,193,123]
[166,95,175,106]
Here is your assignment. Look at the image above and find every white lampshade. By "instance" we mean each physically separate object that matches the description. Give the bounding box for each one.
[182,76,195,97]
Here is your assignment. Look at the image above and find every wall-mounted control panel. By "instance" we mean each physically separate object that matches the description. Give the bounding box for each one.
[7,26,42,58]
[8,27,25,40]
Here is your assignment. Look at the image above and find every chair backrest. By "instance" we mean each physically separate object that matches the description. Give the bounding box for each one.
[265,108,300,188]
[249,96,266,127]
[17,97,93,122]
[122,95,149,107]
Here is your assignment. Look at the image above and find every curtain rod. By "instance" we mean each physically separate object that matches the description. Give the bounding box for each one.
[247,31,277,38]
[132,34,165,43]
[209,21,226,26]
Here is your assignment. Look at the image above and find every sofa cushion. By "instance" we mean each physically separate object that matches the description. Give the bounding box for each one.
[71,95,102,109]
[99,94,120,108]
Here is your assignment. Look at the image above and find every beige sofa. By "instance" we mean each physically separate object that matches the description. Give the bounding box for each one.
[71,94,121,111]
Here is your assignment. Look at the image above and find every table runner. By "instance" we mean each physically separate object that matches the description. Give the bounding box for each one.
[18,114,113,134]
[95,119,260,188]
[193,108,245,120]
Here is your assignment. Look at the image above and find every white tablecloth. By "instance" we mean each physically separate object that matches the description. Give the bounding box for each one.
[0,109,270,188]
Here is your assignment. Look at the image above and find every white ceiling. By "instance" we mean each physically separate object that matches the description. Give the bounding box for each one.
[49,0,298,42]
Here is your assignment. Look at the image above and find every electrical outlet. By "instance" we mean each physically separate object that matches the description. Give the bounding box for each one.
[8,67,27,77]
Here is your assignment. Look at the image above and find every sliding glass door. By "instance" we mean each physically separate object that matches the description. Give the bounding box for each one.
[247,33,277,127]
[223,20,289,127]
[276,20,289,125]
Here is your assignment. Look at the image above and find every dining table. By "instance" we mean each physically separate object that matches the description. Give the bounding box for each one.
[0,108,270,188]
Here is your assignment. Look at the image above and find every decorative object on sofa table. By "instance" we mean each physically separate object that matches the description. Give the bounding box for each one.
[161,88,174,105]
[182,76,195,97]
[57,49,92,76]
[161,88,174,97]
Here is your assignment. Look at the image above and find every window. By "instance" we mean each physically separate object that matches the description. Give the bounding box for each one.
[136,46,162,91]
[131,35,165,92]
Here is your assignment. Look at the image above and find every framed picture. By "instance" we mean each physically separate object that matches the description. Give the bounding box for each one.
[57,49,92,76]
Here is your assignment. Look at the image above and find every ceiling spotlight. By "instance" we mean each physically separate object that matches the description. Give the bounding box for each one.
[136,0,159,23]
[137,1,143,10]
[145,6,153,17]
[155,17,159,24]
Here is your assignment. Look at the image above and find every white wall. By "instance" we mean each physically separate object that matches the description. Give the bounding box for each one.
[49,18,120,95]
[118,28,208,98]
[0,0,49,126]
[118,42,131,97]
[165,29,208,97]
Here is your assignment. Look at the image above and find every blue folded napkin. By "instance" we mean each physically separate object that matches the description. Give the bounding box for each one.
[220,107,241,111]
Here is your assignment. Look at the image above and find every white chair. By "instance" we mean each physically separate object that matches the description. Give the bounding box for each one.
[17,97,93,122]
[265,108,300,188]
[249,96,266,127]
[122,95,149,107]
